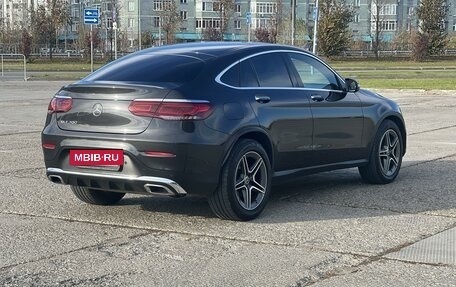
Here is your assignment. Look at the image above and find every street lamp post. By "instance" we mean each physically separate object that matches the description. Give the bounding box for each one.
[291,0,296,45]
[138,0,142,50]
[312,0,319,54]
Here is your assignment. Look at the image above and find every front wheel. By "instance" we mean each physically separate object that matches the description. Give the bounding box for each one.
[359,120,403,184]
[70,186,125,205]
[208,139,272,221]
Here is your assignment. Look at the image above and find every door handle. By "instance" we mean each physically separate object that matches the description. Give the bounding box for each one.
[255,95,271,104]
[311,95,324,102]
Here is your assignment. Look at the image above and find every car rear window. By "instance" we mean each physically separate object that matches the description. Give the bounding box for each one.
[84,54,205,83]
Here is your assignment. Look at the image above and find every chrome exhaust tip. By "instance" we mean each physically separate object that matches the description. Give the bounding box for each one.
[144,184,177,197]
[48,175,64,184]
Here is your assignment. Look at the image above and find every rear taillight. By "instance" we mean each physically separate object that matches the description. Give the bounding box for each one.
[128,100,212,120]
[48,96,73,114]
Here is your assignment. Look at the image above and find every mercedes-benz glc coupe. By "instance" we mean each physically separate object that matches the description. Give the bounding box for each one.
[42,42,406,220]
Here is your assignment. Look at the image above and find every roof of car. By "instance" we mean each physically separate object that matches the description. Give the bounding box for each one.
[137,42,307,61]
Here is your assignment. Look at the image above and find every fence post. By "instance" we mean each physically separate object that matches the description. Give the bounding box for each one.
[23,54,27,81]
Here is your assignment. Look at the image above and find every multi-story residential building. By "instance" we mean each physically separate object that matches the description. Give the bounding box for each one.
[2,0,456,51]
[0,0,43,28]
[115,0,456,50]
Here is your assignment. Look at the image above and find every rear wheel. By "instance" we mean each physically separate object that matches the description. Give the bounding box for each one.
[70,186,125,205]
[208,139,272,221]
[359,120,403,184]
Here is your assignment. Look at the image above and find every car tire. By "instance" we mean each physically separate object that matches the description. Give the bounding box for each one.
[359,120,403,184]
[70,185,125,205]
[208,139,272,221]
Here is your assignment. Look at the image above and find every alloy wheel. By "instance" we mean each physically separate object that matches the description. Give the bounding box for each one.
[378,129,401,177]
[234,151,268,210]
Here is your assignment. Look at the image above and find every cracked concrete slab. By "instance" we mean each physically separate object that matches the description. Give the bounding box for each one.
[0,175,455,257]
[0,229,363,287]
[1,84,456,286]
[0,213,143,269]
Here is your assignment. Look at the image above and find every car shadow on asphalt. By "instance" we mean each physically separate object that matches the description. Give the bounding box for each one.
[114,160,456,222]
[117,168,364,220]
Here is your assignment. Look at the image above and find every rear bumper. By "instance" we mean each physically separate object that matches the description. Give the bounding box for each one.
[42,120,230,196]
[47,167,187,197]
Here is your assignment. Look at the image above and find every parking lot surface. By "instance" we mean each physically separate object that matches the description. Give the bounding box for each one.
[0,81,455,286]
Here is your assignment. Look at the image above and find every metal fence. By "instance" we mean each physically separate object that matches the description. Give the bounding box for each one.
[0,54,27,81]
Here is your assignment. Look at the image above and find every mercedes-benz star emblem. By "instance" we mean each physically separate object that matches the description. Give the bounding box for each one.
[92,103,103,117]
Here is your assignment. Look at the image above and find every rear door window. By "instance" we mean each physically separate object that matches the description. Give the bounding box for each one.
[250,53,293,87]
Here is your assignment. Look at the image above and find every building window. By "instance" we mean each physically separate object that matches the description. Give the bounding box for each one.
[196,18,221,29]
[255,3,276,14]
[154,0,172,11]
[371,20,397,31]
[308,3,315,16]
[255,18,270,28]
[128,18,135,28]
[235,4,241,15]
[128,1,135,12]
[180,10,187,20]
[180,0,187,3]
[354,14,359,23]
[202,1,214,12]
[354,0,360,7]
[153,16,160,27]
[234,19,241,29]
[372,4,397,16]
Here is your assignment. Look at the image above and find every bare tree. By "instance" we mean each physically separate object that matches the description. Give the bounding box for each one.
[253,0,284,44]
[202,27,222,41]
[370,0,387,59]
[31,0,70,59]
[21,29,33,60]
[216,0,235,40]
[254,27,275,43]
[160,0,181,44]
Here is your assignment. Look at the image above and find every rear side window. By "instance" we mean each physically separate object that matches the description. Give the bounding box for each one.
[220,60,259,87]
[220,63,239,87]
[250,53,293,87]
[84,54,204,83]
[240,60,259,87]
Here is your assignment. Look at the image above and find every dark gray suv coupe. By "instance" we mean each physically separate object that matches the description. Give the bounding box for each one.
[42,42,406,220]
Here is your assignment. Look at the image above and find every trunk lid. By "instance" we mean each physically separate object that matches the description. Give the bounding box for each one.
[55,83,170,134]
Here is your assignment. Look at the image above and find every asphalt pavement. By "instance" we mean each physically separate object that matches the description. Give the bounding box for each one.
[0,81,455,286]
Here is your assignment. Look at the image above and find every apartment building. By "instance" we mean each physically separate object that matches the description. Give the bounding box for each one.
[0,0,43,28]
[116,0,456,49]
[2,0,455,50]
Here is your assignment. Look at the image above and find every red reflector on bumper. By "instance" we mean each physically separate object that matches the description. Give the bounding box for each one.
[143,151,176,158]
[42,143,56,150]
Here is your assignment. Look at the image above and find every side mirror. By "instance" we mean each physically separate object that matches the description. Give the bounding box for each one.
[345,78,360,93]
